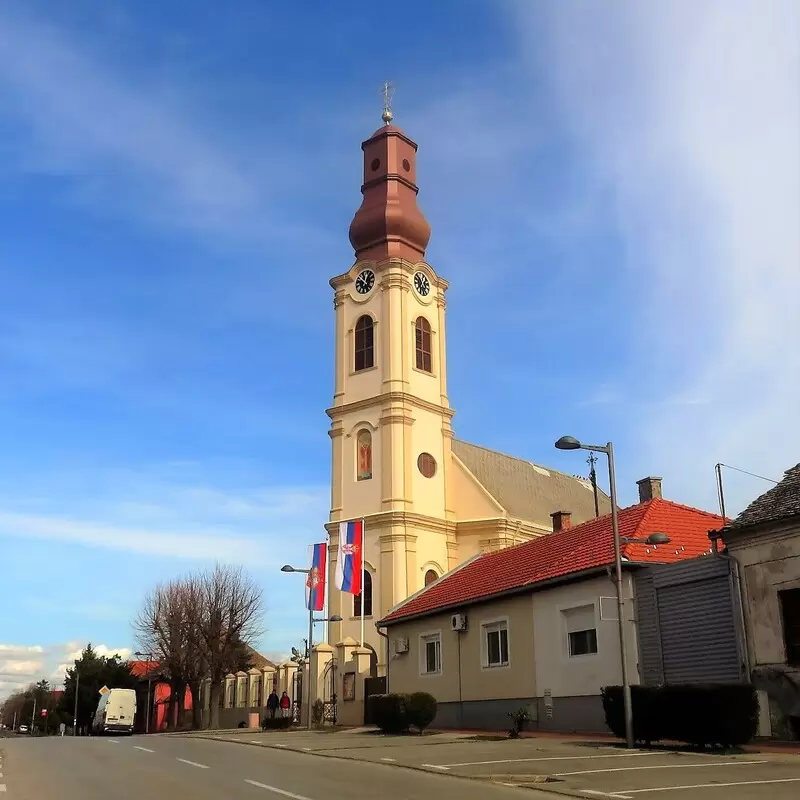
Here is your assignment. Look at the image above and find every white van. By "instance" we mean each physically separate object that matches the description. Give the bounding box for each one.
[92,688,137,735]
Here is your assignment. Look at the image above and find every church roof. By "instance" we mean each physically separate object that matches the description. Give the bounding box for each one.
[452,439,611,527]
[728,462,800,530]
[380,497,724,625]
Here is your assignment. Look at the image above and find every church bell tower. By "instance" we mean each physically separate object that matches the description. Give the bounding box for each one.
[325,96,456,661]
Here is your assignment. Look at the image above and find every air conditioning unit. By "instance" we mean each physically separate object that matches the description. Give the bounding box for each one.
[450,613,468,632]
[394,637,409,654]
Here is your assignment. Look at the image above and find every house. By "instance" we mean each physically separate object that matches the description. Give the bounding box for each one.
[378,477,725,732]
[719,462,800,739]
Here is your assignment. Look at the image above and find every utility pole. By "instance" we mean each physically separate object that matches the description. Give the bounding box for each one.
[73,670,80,736]
[31,697,37,736]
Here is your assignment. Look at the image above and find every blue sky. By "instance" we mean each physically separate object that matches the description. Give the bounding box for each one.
[1,0,798,695]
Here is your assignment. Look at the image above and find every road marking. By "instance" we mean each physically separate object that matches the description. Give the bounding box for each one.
[619,777,800,794]
[429,752,659,769]
[422,764,450,770]
[555,759,768,777]
[301,747,312,751]
[134,746,155,753]
[176,758,210,769]
[273,743,287,748]
[0,785,6,793]
[581,792,631,799]
[108,739,120,744]
[380,757,396,762]
[243,779,312,799]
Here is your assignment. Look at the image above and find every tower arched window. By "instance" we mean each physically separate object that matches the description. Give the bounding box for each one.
[424,569,438,587]
[415,317,432,373]
[355,315,375,371]
[356,429,372,481]
[354,570,373,617]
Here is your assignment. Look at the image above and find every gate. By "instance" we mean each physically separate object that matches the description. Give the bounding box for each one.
[363,676,387,725]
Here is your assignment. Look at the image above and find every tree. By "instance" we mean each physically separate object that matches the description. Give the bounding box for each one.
[58,644,136,734]
[192,564,263,730]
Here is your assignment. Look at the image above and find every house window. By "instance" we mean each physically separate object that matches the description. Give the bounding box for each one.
[353,570,373,618]
[564,604,598,657]
[779,588,800,666]
[424,569,438,586]
[253,677,261,707]
[356,429,372,481]
[354,315,374,371]
[226,682,233,708]
[483,620,510,668]
[414,317,432,372]
[420,633,442,675]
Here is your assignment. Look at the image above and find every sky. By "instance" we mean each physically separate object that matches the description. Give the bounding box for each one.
[0,0,798,697]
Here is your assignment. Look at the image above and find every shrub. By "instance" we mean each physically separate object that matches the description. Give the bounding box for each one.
[261,716,292,731]
[369,693,409,734]
[602,684,759,748]
[507,707,531,739]
[311,699,325,727]
[405,692,438,733]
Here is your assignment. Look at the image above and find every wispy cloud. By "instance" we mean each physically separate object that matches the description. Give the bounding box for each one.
[510,0,800,513]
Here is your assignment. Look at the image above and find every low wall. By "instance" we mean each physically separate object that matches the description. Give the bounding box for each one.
[217,706,264,730]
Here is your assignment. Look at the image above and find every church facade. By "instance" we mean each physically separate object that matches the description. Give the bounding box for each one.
[323,115,609,668]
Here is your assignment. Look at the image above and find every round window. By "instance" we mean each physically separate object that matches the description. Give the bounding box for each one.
[418,452,437,478]
[370,158,380,171]
[402,158,411,172]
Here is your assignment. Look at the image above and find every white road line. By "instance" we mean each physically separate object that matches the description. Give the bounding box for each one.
[134,746,155,753]
[380,757,396,762]
[0,785,6,793]
[620,777,800,794]
[422,764,450,770]
[176,758,210,769]
[430,752,658,769]
[273,743,287,748]
[107,739,120,744]
[243,779,313,799]
[555,759,768,777]
[301,747,312,751]
[581,792,631,799]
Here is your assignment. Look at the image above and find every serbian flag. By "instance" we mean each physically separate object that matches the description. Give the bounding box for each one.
[305,543,327,612]
[335,519,363,595]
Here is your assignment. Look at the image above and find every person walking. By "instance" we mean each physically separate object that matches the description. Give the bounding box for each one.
[267,689,279,720]
[279,691,291,719]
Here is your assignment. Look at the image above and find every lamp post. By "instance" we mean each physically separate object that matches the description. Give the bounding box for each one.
[555,436,670,749]
[134,651,155,734]
[72,669,80,736]
[281,564,342,730]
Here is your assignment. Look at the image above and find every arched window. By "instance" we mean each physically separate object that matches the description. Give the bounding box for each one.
[415,317,432,372]
[424,569,438,586]
[253,677,262,707]
[357,429,372,481]
[355,315,375,371]
[354,570,373,617]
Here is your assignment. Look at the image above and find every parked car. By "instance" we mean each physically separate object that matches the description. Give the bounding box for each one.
[18,724,28,734]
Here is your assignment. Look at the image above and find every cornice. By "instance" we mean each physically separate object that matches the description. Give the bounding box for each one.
[329,258,449,292]
[327,391,454,421]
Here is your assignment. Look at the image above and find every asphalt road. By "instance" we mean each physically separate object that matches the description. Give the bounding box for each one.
[0,734,549,799]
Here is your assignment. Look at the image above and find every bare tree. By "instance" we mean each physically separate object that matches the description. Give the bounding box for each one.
[194,563,264,730]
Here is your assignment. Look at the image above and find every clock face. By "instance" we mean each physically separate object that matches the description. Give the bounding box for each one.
[355,269,375,295]
[414,271,431,297]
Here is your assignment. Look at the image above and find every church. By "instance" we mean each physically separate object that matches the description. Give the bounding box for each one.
[323,106,610,670]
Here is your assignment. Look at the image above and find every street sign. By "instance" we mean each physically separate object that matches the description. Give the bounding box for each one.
[41,709,47,717]
[99,685,110,695]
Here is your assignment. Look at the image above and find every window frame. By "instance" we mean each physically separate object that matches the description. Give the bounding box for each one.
[354,315,375,372]
[414,316,433,373]
[419,631,443,676]
[481,616,511,670]
[562,603,599,659]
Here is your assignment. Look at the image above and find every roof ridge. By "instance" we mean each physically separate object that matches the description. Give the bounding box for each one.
[453,438,603,490]
[648,496,725,522]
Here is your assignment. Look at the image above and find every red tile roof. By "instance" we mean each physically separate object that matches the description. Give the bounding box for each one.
[380,498,725,625]
[129,659,161,678]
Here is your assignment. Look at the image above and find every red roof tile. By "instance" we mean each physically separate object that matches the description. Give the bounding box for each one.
[129,660,161,678]
[380,498,725,625]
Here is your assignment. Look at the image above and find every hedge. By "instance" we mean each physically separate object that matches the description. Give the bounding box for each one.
[368,692,438,734]
[602,684,759,747]
[261,716,293,731]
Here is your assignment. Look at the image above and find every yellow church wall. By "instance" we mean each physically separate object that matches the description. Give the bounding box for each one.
[450,455,505,519]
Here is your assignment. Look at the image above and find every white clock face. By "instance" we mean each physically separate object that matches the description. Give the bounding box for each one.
[355,270,375,295]
[413,271,431,297]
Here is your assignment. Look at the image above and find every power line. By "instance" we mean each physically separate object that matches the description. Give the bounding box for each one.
[716,462,780,485]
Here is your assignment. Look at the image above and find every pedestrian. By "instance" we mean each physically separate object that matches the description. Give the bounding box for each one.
[279,691,291,719]
[267,689,279,719]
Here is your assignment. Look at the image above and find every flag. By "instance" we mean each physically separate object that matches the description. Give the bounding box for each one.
[335,519,363,595]
[305,543,327,612]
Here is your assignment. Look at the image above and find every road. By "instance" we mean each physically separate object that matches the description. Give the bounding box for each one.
[0,734,547,799]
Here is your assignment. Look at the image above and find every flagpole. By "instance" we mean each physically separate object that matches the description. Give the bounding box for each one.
[360,518,366,648]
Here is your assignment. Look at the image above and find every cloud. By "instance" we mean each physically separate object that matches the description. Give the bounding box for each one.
[510,0,800,513]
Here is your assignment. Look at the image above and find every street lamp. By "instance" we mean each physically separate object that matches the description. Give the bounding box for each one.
[281,563,342,730]
[554,436,671,749]
[134,651,155,734]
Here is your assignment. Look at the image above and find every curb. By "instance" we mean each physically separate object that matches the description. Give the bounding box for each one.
[180,733,576,798]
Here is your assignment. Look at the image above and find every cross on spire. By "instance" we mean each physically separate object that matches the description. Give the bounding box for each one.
[381,81,394,125]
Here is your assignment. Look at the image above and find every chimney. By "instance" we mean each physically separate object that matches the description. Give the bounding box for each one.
[637,477,663,503]
[551,510,572,532]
